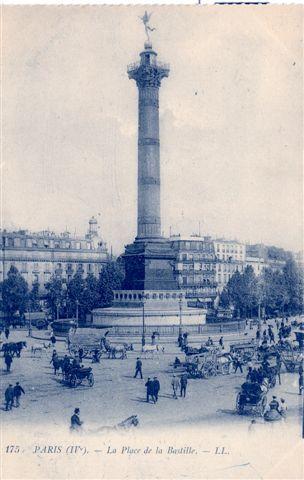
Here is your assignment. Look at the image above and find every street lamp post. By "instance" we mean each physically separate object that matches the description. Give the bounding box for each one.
[179,295,183,337]
[56,301,60,320]
[76,299,79,329]
[28,307,32,337]
[141,293,146,349]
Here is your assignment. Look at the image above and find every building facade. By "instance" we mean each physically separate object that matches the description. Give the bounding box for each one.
[170,235,217,308]
[213,239,245,291]
[0,217,109,292]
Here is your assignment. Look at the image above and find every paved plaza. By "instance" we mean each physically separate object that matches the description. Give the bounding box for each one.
[0,327,302,435]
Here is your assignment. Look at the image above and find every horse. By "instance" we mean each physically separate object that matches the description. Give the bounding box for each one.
[2,341,27,357]
[107,345,127,359]
[31,343,51,356]
[100,338,127,359]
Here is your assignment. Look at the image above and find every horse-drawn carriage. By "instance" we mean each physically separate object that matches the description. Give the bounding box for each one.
[68,329,131,360]
[186,348,232,379]
[67,366,94,388]
[277,340,303,373]
[230,341,257,364]
[68,329,103,359]
[236,382,267,416]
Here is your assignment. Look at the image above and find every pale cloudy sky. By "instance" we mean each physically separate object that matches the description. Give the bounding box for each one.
[2,5,303,254]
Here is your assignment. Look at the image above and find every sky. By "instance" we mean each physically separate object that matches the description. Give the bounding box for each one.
[2,5,303,254]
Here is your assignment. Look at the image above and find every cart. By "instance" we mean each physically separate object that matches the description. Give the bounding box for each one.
[277,342,303,372]
[236,382,267,416]
[186,348,229,378]
[68,328,103,359]
[230,341,257,364]
[67,366,94,388]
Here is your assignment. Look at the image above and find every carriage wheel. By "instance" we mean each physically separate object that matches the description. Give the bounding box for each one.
[202,362,217,378]
[222,362,230,375]
[88,373,94,387]
[236,392,244,414]
[70,374,77,388]
[259,394,267,416]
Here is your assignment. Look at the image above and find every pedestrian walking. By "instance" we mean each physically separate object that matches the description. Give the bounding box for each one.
[78,348,84,362]
[4,327,10,340]
[13,382,25,407]
[219,336,224,350]
[134,358,143,379]
[70,408,83,432]
[4,353,13,372]
[152,377,160,402]
[50,334,56,346]
[279,398,287,419]
[171,374,180,399]
[5,384,14,411]
[180,373,188,398]
[145,377,154,403]
[299,364,303,395]
[233,356,243,374]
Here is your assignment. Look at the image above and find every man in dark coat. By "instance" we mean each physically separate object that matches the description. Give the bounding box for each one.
[145,377,153,403]
[70,408,83,431]
[134,358,143,379]
[13,382,25,407]
[233,356,243,374]
[152,377,160,402]
[4,353,13,372]
[180,373,188,397]
[5,384,14,410]
[4,327,10,340]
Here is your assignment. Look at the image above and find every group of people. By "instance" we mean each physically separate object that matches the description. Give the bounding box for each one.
[145,377,161,403]
[134,358,189,403]
[264,395,287,421]
[4,382,25,411]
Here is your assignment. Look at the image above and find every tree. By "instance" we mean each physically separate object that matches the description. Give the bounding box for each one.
[66,273,86,319]
[282,258,303,315]
[0,265,29,318]
[29,282,41,312]
[225,267,259,318]
[241,266,259,317]
[45,276,66,320]
[226,270,244,317]
[98,260,125,307]
[219,288,230,308]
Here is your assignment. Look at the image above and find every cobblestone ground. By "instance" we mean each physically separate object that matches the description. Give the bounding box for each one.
[1,325,303,479]
[0,326,302,433]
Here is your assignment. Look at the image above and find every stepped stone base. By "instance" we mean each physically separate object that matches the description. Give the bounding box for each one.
[92,289,206,335]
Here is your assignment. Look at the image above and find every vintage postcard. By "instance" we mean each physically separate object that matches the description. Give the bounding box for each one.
[0,4,303,479]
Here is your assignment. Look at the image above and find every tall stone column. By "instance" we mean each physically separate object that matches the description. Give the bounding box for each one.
[128,42,169,240]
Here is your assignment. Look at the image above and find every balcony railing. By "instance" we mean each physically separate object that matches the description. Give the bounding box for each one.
[127,60,170,74]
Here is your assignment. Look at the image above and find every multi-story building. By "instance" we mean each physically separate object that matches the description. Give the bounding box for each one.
[170,235,217,308]
[245,256,266,276]
[0,217,109,292]
[213,239,245,291]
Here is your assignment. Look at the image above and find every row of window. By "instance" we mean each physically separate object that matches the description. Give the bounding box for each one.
[9,261,100,274]
[216,244,244,254]
[4,237,94,250]
[175,241,213,251]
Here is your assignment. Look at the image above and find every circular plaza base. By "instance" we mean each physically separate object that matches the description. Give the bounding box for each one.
[92,306,206,336]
